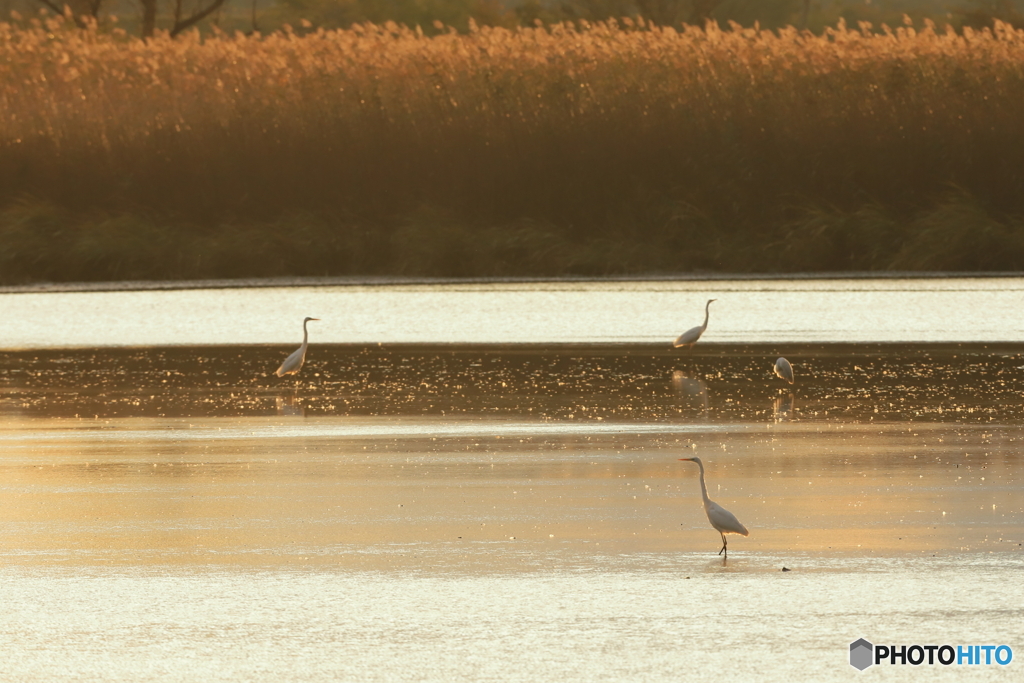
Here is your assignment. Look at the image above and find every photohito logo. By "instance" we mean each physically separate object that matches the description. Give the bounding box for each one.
[849,639,1013,670]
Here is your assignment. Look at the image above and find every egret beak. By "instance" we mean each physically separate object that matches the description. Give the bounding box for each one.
[678,458,695,462]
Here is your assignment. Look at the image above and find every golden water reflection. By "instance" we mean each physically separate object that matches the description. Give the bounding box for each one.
[3,416,1020,570]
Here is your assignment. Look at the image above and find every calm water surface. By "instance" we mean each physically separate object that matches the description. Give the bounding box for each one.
[2,276,1024,347]
[2,280,1023,681]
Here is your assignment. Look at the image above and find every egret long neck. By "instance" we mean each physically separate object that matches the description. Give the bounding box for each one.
[696,461,711,504]
[301,320,310,347]
[701,302,711,330]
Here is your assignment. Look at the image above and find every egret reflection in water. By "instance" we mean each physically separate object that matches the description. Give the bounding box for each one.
[773,392,795,421]
[671,370,709,412]
[275,395,305,416]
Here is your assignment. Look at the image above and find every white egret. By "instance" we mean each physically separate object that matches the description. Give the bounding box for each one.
[275,317,320,377]
[674,299,716,348]
[774,357,794,384]
[679,456,749,558]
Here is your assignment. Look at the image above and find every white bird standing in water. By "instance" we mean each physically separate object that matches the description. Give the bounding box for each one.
[275,317,320,377]
[774,357,794,384]
[679,456,749,558]
[674,299,716,348]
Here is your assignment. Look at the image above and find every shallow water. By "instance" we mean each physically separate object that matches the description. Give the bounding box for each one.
[3,276,1024,348]
[3,277,1024,680]
[3,558,1021,683]
[2,412,1021,563]
[3,342,1024,422]
[3,415,1023,682]
[2,341,1023,681]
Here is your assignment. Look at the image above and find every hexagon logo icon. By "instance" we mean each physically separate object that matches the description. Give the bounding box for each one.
[850,639,873,670]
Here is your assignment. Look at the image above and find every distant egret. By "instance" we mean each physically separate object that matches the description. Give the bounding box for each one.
[774,357,794,384]
[679,456,749,558]
[275,317,319,377]
[674,299,716,348]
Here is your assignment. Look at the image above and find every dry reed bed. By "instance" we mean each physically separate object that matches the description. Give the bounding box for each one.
[3,16,1024,279]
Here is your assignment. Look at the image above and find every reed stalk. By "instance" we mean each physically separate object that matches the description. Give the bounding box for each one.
[2,15,1024,281]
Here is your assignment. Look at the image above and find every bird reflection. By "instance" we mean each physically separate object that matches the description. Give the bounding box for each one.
[772,392,795,422]
[275,395,305,416]
[671,370,709,412]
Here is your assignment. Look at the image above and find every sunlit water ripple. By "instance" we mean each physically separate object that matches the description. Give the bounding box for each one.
[2,278,1023,681]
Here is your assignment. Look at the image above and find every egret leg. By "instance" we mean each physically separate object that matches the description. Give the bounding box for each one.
[718,533,727,557]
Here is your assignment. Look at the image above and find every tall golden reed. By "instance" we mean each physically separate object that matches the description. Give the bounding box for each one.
[3,14,1024,279]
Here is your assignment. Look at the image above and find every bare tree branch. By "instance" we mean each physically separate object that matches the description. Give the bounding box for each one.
[37,0,68,14]
[250,0,260,34]
[35,0,105,28]
[688,0,723,25]
[169,0,226,37]
[139,0,157,38]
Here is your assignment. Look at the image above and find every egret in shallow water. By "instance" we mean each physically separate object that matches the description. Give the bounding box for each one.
[674,299,716,348]
[275,317,319,377]
[679,456,749,558]
[774,357,794,384]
